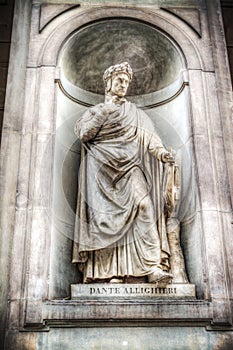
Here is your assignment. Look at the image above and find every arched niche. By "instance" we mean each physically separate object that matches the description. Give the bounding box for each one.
[50,18,202,298]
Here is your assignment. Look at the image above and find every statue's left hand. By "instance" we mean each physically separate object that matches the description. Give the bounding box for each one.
[162,151,175,164]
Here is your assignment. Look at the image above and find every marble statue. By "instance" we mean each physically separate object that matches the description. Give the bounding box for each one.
[72,62,187,285]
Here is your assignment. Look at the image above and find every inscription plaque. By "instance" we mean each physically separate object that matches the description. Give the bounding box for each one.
[71,283,196,299]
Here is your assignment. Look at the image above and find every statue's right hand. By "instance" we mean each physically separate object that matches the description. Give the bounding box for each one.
[89,103,119,121]
[99,103,120,116]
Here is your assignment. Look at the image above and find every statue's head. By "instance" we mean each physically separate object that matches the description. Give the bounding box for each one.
[103,62,133,97]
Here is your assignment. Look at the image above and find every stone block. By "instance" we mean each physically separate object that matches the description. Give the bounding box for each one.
[2,0,31,132]
[71,283,196,300]
[181,212,206,299]
[193,134,218,210]
[42,298,211,323]
[4,326,233,350]
[37,0,198,5]
[37,67,56,133]
[30,133,54,209]
[26,208,51,300]
[21,68,37,133]
[9,210,28,300]
[162,7,201,37]
[39,4,80,32]
[15,133,32,209]
[4,331,37,350]
[200,209,231,324]
[188,70,209,136]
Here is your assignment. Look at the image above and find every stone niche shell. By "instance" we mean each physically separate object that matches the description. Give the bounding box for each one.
[59,19,185,104]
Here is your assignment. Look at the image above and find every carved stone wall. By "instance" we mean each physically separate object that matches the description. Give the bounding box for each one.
[0,0,14,142]
[0,1,233,349]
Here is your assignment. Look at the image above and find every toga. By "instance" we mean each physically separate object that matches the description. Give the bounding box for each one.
[72,100,171,283]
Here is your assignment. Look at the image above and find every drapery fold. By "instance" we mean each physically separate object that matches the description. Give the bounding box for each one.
[72,101,171,282]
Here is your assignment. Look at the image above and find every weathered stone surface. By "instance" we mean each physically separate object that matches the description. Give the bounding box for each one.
[60,20,183,95]
[1,0,233,349]
[162,7,201,36]
[35,327,233,350]
[30,6,211,71]
[36,0,198,4]
[0,132,22,343]
[3,327,233,350]
[42,298,212,322]
[39,4,80,32]
[36,67,56,133]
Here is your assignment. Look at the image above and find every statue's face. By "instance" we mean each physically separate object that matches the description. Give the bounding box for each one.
[110,73,130,97]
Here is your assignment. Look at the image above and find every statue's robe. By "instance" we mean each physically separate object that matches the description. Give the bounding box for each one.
[72,101,171,282]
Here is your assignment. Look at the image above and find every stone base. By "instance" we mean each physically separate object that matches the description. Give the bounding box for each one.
[71,283,196,299]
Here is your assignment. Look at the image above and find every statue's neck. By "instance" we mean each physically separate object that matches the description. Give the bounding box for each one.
[105,93,127,105]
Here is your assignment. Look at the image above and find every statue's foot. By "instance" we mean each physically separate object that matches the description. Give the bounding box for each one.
[148,268,173,286]
[109,277,124,283]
